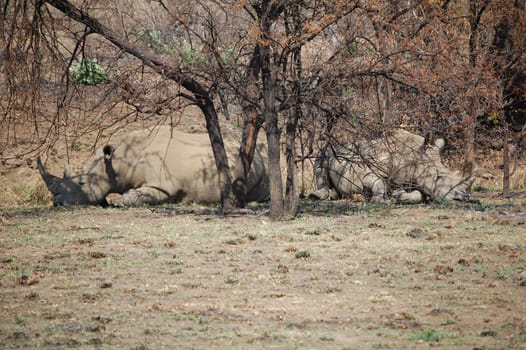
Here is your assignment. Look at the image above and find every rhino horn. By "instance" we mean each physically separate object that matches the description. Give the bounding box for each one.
[37,157,63,194]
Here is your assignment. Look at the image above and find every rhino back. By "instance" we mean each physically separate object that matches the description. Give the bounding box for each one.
[358,130,431,184]
[111,127,223,203]
[108,127,269,204]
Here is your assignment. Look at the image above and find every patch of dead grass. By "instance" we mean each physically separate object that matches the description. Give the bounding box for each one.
[1,201,525,349]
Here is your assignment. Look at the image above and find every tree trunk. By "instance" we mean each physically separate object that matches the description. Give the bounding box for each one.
[233,46,264,207]
[233,108,264,207]
[199,100,236,212]
[463,1,487,178]
[284,45,302,216]
[262,46,284,220]
[265,116,284,220]
[502,122,510,197]
[371,20,394,131]
[282,4,303,216]
[376,76,393,129]
[463,102,477,177]
[284,108,299,216]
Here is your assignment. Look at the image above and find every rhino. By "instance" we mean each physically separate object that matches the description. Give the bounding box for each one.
[309,129,476,204]
[38,126,270,206]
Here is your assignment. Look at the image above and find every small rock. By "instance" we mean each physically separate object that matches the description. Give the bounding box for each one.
[277,264,289,273]
[17,275,39,286]
[407,228,426,238]
[457,258,471,267]
[224,238,245,245]
[24,292,39,300]
[164,241,177,248]
[295,251,311,259]
[434,265,453,275]
[9,331,27,340]
[100,282,113,289]
[480,330,498,337]
[92,316,112,324]
[88,251,106,259]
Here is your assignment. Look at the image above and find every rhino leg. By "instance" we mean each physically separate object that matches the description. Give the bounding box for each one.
[363,173,388,203]
[393,190,425,204]
[308,187,331,200]
[122,187,170,206]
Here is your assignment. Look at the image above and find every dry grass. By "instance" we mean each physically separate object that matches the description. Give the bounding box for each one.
[0,166,51,207]
[512,160,526,189]
[472,149,526,193]
[1,200,525,349]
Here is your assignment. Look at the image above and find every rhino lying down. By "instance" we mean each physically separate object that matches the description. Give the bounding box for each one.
[38,126,270,206]
[309,129,476,204]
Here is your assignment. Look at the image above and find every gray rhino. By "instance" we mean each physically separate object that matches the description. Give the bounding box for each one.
[38,126,269,206]
[309,129,476,204]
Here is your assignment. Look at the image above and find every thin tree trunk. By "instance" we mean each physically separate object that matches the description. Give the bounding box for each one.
[265,119,284,220]
[262,46,284,220]
[371,21,393,131]
[376,76,392,129]
[284,46,302,216]
[284,109,299,216]
[233,108,264,207]
[199,100,236,212]
[502,122,510,197]
[463,1,487,178]
[463,101,477,177]
[233,46,264,207]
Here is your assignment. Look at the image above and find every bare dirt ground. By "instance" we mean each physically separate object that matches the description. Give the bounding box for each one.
[1,197,525,349]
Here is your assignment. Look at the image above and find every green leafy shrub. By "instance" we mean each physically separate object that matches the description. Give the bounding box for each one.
[180,42,209,68]
[137,29,176,54]
[70,58,109,85]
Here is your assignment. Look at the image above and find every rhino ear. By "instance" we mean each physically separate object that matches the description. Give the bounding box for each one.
[103,145,114,161]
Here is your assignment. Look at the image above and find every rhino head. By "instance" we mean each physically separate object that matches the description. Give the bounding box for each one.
[37,150,113,206]
[430,168,476,202]
[418,138,476,202]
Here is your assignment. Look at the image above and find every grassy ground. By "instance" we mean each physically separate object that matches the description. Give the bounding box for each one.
[1,198,525,349]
